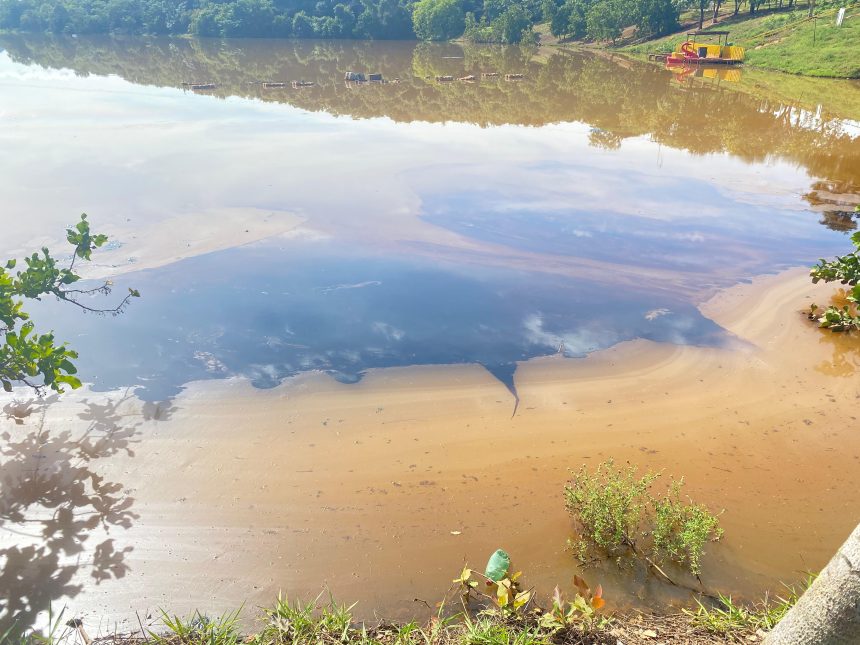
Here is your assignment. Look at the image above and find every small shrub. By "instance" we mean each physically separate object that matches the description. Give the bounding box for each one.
[809,225,860,332]
[564,460,658,561]
[652,480,724,576]
[564,460,723,577]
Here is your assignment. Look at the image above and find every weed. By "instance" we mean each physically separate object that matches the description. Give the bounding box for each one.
[460,616,548,645]
[685,574,815,634]
[652,480,724,576]
[564,460,723,577]
[453,566,533,617]
[0,607,72,645]
[538,576,609,635]
[151,608,242,645]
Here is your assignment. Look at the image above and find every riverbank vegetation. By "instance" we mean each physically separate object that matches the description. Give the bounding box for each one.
[5,580,812,645]
[623,1,860,77]
[809,222,860,331]
[1,0,855,62]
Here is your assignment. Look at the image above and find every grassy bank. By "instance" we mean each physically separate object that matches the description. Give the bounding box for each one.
[623,2,860,77]
[6,592,795,645]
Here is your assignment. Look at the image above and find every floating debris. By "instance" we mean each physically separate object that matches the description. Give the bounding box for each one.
[183,82,217,91]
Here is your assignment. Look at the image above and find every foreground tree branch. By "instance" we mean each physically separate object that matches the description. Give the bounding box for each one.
[0,214,139,394]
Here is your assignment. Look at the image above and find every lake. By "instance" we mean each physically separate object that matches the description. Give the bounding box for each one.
[1,34,860,633]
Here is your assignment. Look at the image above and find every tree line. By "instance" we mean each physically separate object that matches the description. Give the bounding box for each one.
[0,0,795,44]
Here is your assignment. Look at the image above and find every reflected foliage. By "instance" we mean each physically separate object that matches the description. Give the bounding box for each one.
[0,35,857,192]
[804,181,860,233]
[0,392,174,636]
[814,319,860,376]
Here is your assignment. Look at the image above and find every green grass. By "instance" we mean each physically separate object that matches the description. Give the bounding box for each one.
[4,583,817,645]
[624,2,860,77]
[684,576,815,635]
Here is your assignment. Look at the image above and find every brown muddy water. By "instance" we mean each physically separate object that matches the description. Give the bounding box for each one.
[1,35,859,635]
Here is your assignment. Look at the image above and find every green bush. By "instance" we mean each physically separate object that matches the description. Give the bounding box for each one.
[564,459,723,576]
[809,225,860,332]
[412,0,465,40]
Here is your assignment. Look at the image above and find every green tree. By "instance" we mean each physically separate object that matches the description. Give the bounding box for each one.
[190,5,226,36]
[291,10,316,35]
[636,0,678,36]
[541,0,558,23]
[412,0,465,40]
[0,215,139,394]
[492,4,533,42]
[585,0,625,43]
[550,0,572,36]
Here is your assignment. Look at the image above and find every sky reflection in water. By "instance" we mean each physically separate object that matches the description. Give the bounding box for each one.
[36,242,728,401]
[2,36,858,400]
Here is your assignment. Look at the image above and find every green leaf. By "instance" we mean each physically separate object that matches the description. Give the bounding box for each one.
[56,375,82,389]
[513,590,531,609]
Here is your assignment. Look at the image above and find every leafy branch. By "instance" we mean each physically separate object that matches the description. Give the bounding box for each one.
[0,214,139,394]
[809,218,860,332]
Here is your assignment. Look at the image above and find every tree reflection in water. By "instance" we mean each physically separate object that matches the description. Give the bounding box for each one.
[812,289,860,378]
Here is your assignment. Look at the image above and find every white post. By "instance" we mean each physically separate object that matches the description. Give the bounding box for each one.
[835,7,846,26]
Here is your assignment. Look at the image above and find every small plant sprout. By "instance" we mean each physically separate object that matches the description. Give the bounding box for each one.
[451,553,533,617]
[539,575,610,634]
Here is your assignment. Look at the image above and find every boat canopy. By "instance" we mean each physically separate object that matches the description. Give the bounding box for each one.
[686,30,733,45]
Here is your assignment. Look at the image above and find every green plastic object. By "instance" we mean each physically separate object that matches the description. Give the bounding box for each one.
[484,549,511,582]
